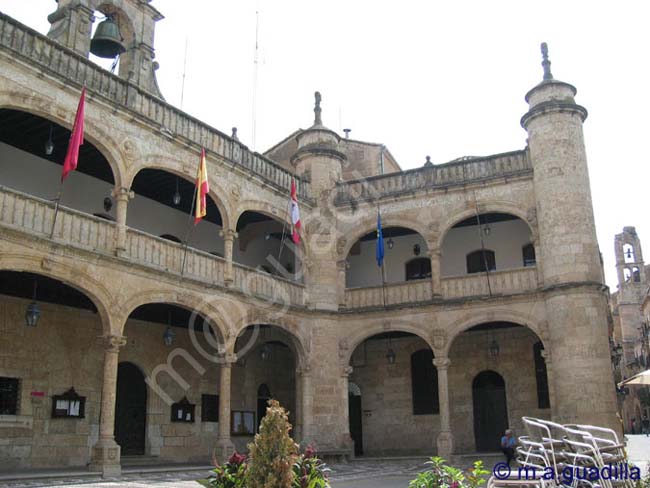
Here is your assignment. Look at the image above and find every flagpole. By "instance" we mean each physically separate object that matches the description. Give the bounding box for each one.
[180,180,198,277]
[277,198,290,263]
[49,181,65,239]
[473,195,492,296]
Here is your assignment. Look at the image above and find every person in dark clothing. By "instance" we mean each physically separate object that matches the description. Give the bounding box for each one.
[500,429,516,467]
[642,414,650,437]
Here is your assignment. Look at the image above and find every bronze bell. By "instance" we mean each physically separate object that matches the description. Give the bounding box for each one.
[90,18,126,59]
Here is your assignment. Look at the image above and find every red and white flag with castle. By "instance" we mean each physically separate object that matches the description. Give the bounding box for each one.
[290,178,301,244]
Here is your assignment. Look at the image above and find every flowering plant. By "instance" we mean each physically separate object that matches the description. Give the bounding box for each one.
[409,457,489,488]
[207,451,248,488]
[292,445,331,488]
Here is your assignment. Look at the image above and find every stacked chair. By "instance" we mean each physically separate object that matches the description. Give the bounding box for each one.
[486,417,634,488]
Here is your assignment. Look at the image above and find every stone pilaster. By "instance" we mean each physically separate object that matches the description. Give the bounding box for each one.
[541,349,556,417]
[219,229,237,286]
[214,355,236,462]
[430,250,441,297]
[90,335,126,477]
[433,357,453,458]
[111,187,133,256]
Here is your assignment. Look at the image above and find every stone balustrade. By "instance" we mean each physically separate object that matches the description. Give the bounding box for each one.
[0,13,310,201]
[232,263,305,307]
[344,279,433,309]
[335,150,531,205]
[0,186,306,307]
[0,185,116,254]
[440,267,538,299]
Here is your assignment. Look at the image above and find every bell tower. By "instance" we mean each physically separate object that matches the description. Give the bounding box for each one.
[46,0,164,98]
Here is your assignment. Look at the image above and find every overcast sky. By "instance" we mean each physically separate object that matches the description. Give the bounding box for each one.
[3,0,649,289]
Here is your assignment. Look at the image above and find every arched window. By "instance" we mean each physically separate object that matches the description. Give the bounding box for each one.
[533,342,550,409]
[624,268,632,282]
[633,267,641,283]
[466,250,496,274]
[411,349,439,415]
[405,258,432,281]
[623,244,635,263]
[522,243,536,267]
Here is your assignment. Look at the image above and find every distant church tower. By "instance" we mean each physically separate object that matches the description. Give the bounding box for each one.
[46,0,164,98]
[615,226,646,287]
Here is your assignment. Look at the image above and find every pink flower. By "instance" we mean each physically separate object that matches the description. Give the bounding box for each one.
[228,451,247,466]
[304,445,317,459]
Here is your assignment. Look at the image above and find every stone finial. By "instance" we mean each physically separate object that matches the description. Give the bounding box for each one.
[231,127,239,141]
[541,42,553,81]
[314,91,322,126]
[424,155,433,167]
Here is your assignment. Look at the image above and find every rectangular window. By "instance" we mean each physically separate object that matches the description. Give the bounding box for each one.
[0,377,19,415]
[201,394,219,422]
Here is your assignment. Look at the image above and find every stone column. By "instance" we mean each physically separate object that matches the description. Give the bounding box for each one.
[219,229,237,286]
[433,357,453,458]
[214,355,236,461]
[340,366,354,453]
[430,249,442,297]
[299,365,313,442]
[541,350,556,419]
[112,187,133,257]
[90,335,126,477]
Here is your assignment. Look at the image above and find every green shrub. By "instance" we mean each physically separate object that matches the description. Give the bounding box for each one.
[409,457,489,488]
[245,399,298,488]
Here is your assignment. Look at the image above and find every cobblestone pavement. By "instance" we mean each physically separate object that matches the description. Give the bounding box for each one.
[1,438,647,488]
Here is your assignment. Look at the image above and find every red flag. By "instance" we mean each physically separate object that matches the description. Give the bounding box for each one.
[290,178,301,244]
[61,87,86,182]
[194,148,209,224]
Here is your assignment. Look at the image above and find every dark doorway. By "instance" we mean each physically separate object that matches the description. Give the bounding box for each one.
[472,370,508,452]
[348,383,363,456]
[257,384,272,431]
[115,362,147,455]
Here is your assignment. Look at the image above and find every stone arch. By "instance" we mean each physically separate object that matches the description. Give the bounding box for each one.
[232,319,308,370]
[126,158,232,231]
[234,202,307,255]
[0,253,116,336]
[436,203,536,252]
[121,289,230,341]
[441,311,548,358]
[340,216,430,260]
[342,322,435,367]
[0,89,126,189]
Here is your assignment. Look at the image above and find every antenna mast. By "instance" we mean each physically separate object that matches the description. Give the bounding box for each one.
[251,9,260,150]
[180,37,189,110]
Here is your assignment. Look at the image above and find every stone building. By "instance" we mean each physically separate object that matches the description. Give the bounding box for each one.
[610,226,650,432]
[0,0,618,476]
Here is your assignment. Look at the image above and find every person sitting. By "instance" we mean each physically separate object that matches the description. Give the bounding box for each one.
[500,429,516,467]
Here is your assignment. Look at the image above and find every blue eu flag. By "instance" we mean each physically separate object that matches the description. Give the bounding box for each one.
[376,211,384,267]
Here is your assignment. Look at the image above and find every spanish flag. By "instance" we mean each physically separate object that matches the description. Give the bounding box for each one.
[194,148,209,224]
